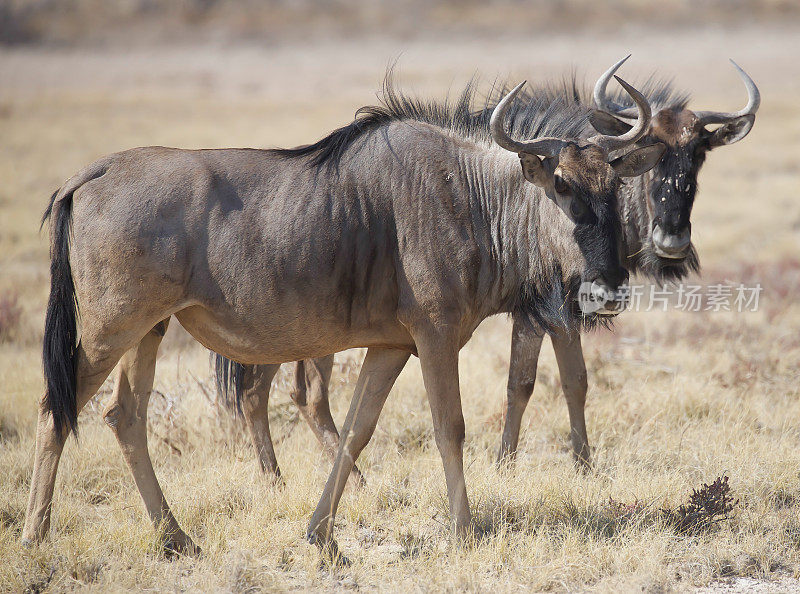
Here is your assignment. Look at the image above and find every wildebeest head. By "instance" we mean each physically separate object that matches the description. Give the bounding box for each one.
[491,76,665,316]
[591,56,759,272]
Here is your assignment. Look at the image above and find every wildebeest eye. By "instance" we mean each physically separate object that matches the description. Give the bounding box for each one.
[553,174,569,194]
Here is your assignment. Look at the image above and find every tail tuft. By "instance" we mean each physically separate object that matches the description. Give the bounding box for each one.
[213,354,248,416]
[42,188,79,439]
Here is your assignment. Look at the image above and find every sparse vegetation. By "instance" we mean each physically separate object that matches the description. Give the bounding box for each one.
[0,291,21,344]
[1,20,799,593]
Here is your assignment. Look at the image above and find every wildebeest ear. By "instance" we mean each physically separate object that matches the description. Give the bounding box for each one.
[519,152,551,187]
[589,110,633,136]
[708,114,755,147]
[610,143,666,177]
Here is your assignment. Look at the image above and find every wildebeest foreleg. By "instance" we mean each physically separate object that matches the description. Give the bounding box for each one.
[497,316,544,466]
[551,329,591,470]
[416,331,472,539]
[102,320,199,555]
[306,347,409,551]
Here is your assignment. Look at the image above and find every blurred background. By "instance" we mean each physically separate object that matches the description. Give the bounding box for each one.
[1,0,799,45]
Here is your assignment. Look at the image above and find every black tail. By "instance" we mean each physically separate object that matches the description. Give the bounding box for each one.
[213,353,248,416]
[42,188,79,439]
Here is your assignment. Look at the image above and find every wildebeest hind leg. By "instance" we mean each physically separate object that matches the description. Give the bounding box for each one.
[240,364,282,480]
[22,339,131,545]
[102,319,200,556]
[290,356,366,486]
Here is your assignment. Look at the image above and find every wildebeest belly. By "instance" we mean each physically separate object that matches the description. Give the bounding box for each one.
[173,302,413,364]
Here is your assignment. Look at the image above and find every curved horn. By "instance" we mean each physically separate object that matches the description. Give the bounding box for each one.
[589,76,652,153]
[490,81,567,157]
[592,54,640,118]
[694,59,760,125]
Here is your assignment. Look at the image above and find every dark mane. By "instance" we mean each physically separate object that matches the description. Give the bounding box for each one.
[271,70,689,174]
[603,75,690,112]
[498,73,689,122]
[270,72,591,174]
[558,72,688,109]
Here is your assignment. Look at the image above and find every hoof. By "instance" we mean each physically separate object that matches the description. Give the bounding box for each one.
[317,539,351,569]
[163,534,201,558]
[20,537,36,549]
[574,456,593,474]
[307,530,351,568]
[455,525,477,546]
[495,449,517,471]
[261,467,286,488]
[351,468,367,489]
[306,528,326,549]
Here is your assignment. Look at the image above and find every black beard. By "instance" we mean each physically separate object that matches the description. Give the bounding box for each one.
[630,239,700,283]
[513,272,616,336]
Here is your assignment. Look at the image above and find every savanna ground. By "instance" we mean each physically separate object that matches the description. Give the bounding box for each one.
[1,14,800,593]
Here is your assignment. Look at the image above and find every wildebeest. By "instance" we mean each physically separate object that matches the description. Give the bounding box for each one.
[498,57,759,467]
[23,73,662,555]
[215,58,759,479]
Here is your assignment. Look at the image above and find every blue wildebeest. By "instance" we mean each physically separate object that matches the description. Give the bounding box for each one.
[496,58,759,467]
[215,58,759,481]
[23,74,661,556]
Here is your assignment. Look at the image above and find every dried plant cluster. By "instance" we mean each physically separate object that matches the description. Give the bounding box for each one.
[601,475,739,540]
[666,476,739,535]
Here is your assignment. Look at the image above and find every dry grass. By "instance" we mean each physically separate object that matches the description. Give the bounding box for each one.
[1,24,800,592]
